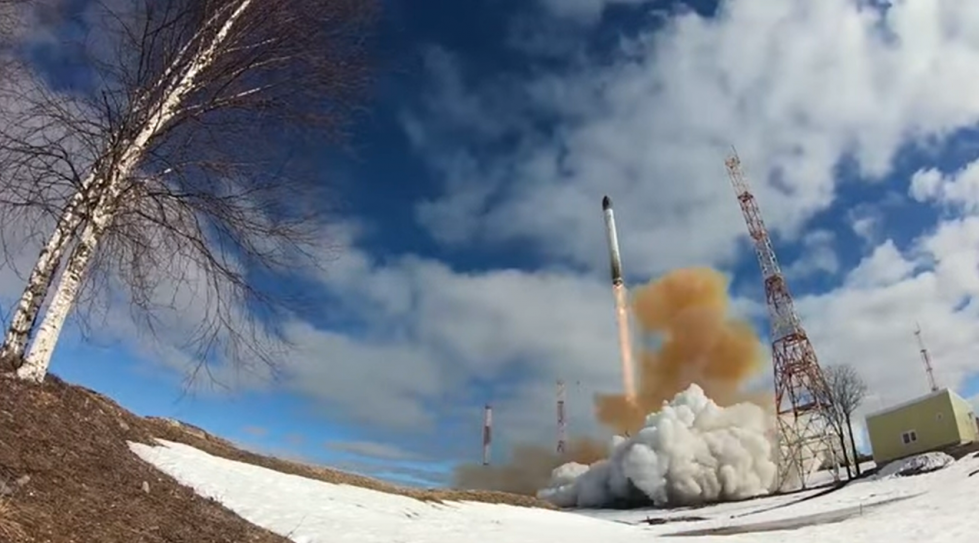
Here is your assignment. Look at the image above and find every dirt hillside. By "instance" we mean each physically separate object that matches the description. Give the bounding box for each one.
[0,374,550,542]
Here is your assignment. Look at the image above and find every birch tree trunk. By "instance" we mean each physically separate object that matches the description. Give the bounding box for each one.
[18,213,107,381]
[0,172,102,367]
[14,0,256,382]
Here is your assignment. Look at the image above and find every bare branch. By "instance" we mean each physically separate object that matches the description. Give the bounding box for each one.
[824,364,869,419]
[0,0,377,382]
[821,363,869,476]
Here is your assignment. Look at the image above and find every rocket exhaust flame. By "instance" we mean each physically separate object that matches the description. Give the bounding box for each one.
[602,196,637,404]
[613,283,637,405]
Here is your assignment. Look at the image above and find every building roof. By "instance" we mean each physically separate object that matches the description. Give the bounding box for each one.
[865,388,966,420]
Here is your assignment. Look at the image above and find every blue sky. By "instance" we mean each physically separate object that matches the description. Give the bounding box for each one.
[5,0,979,487]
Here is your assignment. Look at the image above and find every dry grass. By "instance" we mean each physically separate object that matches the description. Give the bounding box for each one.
[0,498,27,542]
[0,374,293,543]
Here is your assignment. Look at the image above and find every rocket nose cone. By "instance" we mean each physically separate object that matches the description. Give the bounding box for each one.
[602,195,612,210]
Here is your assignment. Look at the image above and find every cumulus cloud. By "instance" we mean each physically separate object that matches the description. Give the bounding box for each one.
[325,440,424,461]
[798,214,979,420]
[910,161,979,212]
[409,0,979,280]
[784,230,840,280]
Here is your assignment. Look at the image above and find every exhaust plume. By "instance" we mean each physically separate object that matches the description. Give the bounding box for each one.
[539,384,777,508]
[453,267,770,499]
[597,267,768,435]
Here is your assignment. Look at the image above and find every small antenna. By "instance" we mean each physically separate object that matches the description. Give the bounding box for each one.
[914,323,939,393]
[556,380,567,456]
[482,404,492,466]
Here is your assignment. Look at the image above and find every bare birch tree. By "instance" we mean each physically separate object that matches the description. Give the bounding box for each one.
[823,364,869,477]
[0,0,376,382]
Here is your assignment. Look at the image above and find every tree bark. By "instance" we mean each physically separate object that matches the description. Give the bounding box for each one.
[0,172,102,368]
[18,202,109,381]
[834,425,852,480]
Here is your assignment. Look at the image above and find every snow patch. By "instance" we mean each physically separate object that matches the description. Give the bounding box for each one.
[877,452,954,479]
[129,440,647,543]
[538,384,777,508]
[128,433,979,542]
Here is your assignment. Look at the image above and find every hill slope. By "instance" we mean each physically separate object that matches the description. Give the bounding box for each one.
[0,375,547,542]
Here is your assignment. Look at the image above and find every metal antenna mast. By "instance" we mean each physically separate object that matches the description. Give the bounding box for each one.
[482,404,492,466]
[556,380,567,456]
[914,323,939,392]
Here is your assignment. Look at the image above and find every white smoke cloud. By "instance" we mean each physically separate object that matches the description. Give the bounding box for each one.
[538,384,777,508]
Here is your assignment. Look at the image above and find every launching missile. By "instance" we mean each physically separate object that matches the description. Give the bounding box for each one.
[602,195,624,286]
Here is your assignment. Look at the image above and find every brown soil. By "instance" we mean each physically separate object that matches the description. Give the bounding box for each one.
[0,374,552,542]
[0,374,292,543]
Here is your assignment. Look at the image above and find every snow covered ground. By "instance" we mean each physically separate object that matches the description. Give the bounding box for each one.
[131,439,979,543]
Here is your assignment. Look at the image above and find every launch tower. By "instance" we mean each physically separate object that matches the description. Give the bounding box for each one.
[725,152,840,491]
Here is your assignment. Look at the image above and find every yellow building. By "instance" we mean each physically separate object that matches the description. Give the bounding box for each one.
[865,388,979,465]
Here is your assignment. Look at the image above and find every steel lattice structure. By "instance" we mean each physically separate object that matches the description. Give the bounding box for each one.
[726,152,840,490]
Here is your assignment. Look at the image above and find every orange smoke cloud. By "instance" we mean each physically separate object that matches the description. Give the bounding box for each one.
[453,267,769,494]
[452,438,606,495]
[597,267,768,435]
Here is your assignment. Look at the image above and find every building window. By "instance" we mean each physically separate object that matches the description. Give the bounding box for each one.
[901,430,917,445]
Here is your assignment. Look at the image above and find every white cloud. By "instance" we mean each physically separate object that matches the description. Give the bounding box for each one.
[798,211,979,421]
[910,161,979,212]
[842,240,916,289]
[325,439,425,461]
[409,0,979,282]
[784,229,840,280]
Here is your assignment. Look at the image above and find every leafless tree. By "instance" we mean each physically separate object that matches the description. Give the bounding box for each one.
[0,0,34,77]
[0,0,377,382]
[0,0,31,42]
[823,364,869,477]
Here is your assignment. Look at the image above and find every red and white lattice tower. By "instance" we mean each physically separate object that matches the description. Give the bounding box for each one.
[556,380,567,456]
[482,404,493,466]
[726,152,840,491]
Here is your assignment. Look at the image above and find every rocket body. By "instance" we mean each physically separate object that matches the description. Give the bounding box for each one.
[602,196,624,286]
[602,195,637,405]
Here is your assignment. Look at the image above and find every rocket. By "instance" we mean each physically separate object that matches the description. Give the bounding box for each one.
[602,195,624,286]
[602,195,638,405]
